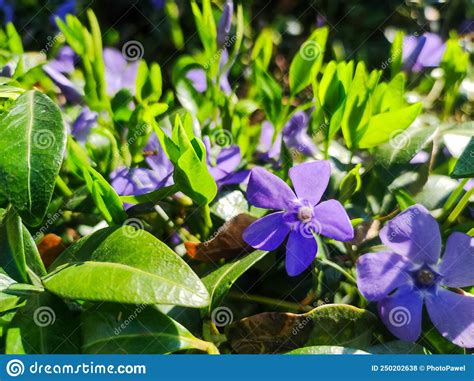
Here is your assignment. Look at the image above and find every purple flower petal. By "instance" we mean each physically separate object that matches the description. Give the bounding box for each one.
[289,161,331,206]
[216,145,241,173]
[282,111,317,157]
[104,48,138,96]
[246,167,296,210]
[312,200,354,241]
[285,229,318,276]
[378,286,423,342]
[426,288,474,348]
[440,232,474,288]
[217,0,233,46]
[219,170,250,187]
[110,167,163,196]
[71,107,98,143]
[243,212,290,251]
[43,64,83,104]
[379,204,441,265]
[48,46,76,74]
[356,252,411,301]
[257,121,282,161]
[416,33,445,69]
[186,68,208,93]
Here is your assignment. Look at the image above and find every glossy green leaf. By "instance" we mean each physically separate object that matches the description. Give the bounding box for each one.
[289,27,328,95]
[43,227,210,307]
[5,292,80,354]
[390,30,404,77]
[452,137,474,178]
[202,250,268,314]
[339,164,362,204]
[357,103,422,148]
[82,303,218,354]
[0,91,66,226]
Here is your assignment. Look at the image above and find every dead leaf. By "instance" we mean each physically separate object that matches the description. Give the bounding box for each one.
[37,234,68,269]
[185,213,256,262]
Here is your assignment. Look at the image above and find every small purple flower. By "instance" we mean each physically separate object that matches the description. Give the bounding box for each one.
[217,0,233,46]
[43,64,83,104]
[356,204,474,347]
[243,161,354,276]
[186,50,232,95]
[103,48,139,96]
[51,0,76,24]
[71,107,98,144]
[110,135,174,201]
[257,112,317,162]
[0,0,13,24]
[47,46,76,74]
[203,136,249,190]
[403,33,445,72]
[151,0,165,10]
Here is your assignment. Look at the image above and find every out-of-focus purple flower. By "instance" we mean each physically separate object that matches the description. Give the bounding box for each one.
[50,0,76,24]
[0,0,13,24]
[43,63,83,104]
[316,15,327,28]
[103,48,139,96]
[71,107,98,144]
[243,161,354,276]
[459,19,474,35]
[47,46,76,74]
[110,135,174,201]
[151,0,165,10]
[217,0,234,46]
[257,112,317,162]
[409,151,430,165]
[356,204,474,347]
[186,50,232,95]
[402,33,446,72]
[203,136,249,190]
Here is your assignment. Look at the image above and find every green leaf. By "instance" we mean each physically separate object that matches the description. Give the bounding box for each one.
[5,292,80,354]
[373,124,438,166]
[202,250,268,314]
[287,346,368,354]
[0,209,28,283]
[390,31,404,78]
[357,103,422,148]
[289,27,328,95]
[43,227,210,307]
[339,164,362,204]
[452,137,474,178]
[226,304,377,353]
[82,303,218,354]
[0,91,66,226]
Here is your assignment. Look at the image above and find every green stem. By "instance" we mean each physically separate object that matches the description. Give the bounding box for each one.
[55,176,73,198]
[228,291,313,312]
[316,257,357,286]
[443,186,474,229]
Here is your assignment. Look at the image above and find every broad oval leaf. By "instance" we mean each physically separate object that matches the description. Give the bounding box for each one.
[43,226,210,307]
[452,137,474,178]
[226,304,377,354]
[82,303,218,354]
[0,91,66,226]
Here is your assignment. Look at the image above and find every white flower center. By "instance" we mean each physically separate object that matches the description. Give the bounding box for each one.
[297,206,313,223]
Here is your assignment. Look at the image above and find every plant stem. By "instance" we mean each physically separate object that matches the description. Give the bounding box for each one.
[316,257,357,286]
[228,291,313,312]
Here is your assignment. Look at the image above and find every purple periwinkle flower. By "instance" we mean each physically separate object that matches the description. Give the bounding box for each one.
[48,46,76,74]
[356,204,474,348]
[0,0,13,24]
[203,136,249,190]
[51,0,76,25]
[71,107,98,144]
[243,161,354,276]
[186,50,231,95]
[103,48,139,96]
[43,64,83,104]
[217,0,234,46]
[402,33,445,73]
[110,135,174,201]
[257,112,317,162]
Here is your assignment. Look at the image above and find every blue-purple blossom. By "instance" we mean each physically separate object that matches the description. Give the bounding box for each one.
[71,107,98,144]
[403,33,446,72]
[356,204,474,347]
[217,0,234,46]
[50,0,76,24]
[103,48,139,96]
[151,0,165,10]
[110,135,174,201]
[0,0,13,24]
[243,161,354,276]
[257,111,318,162]
[203,136,249,190]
